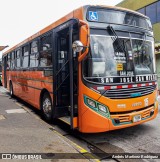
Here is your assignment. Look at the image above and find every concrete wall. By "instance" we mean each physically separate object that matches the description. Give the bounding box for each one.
[153,23,160,42]
[117,0,157,10]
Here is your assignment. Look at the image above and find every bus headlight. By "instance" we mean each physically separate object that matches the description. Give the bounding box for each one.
[84,95,110,118]
[87,98,96,108]
[98,104,107,113]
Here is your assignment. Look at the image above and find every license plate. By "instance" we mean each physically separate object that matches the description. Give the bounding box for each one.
[133,115,141,123]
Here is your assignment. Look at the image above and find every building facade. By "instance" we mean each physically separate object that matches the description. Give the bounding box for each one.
[117,0,160,88]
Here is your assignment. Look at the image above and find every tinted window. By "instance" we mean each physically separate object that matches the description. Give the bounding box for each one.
[31,41,38,53]
[137,2,160,24]
[157,1,160,22]
[22,45,29,68]
[137,8,145,15]
[146,3,156,24]
[40,34,52,67]
[11,51,15,69]
[7,53,11,69]
[30,41,39,67]
[16,49,21,68]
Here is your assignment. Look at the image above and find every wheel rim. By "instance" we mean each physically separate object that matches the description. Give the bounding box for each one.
[42,97,52,117]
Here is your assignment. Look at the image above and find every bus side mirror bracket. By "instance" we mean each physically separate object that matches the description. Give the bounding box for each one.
[76,21,90,62]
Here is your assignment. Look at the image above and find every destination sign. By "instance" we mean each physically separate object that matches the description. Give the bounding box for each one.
[87,7,152,30]
[86,74,157,84]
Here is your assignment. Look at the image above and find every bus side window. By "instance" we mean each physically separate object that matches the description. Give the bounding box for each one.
[30,40,39,68]
[16,49,21,68]
[7,53,11,70]
[11,51,15,70]
[0,59,2,72]
[22,45,29,68]
[40,34,52,67]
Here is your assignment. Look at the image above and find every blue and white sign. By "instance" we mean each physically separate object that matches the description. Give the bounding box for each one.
[89,11,98,21]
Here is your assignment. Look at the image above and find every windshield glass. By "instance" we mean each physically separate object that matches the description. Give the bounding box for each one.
[83,35,156,83]
[132,39,154,75]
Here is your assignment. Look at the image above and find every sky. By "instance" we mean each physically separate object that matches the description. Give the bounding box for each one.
[0,0,122,57]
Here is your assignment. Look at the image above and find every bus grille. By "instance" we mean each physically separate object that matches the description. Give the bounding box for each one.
[104,84,156,99]
[118,115,130,123]
[111,106,154,125]
[142,109,151,119]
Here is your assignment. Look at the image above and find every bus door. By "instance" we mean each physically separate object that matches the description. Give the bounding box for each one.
[53,19,79,129]
[3,55,8,88]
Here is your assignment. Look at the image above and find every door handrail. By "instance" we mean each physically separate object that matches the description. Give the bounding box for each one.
[56,60,69,76]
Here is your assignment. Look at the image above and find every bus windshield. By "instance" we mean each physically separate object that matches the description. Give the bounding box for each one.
[83,34,155,83]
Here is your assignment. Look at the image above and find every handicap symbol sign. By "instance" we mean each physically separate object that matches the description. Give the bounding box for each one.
[89,11,98,21]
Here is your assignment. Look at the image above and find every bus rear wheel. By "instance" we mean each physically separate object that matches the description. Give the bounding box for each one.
[10,82,14,97]
[41,92,53,121]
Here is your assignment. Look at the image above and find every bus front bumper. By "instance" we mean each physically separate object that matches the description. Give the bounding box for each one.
[80,102,158,133]
[109,103,158,131]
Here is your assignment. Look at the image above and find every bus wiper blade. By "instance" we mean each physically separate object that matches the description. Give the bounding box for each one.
[107,25,126,54]
[139,32,146,64]
[107,25,118,42]
[140,32,146,49]
[96,26,129,101]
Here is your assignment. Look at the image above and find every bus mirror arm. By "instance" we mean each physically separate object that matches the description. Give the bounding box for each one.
[77,20,90,62]
[77,46,89,62]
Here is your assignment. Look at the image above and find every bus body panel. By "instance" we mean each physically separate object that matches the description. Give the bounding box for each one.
[98,91,157,113]
[81,108,110,133]
[109,102,158,131]
[78,82,158,133]
[78,62,158,133]
[7,71,53,109]
[80,103,158,133]
[78,83,158,133]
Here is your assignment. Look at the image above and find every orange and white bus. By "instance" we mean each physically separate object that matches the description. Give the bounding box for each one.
[2,5,158,133]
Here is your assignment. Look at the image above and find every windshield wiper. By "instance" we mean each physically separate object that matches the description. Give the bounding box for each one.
[107,25,127,54]
[142,36,152,66]
[137,33,151,65]
[95,26,126,101]
[95,26,131,101]
[141,33,147,64]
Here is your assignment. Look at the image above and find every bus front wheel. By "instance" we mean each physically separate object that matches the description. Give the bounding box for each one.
[41,92,53,121]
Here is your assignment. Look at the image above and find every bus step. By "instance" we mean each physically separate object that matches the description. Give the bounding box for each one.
[54,106,70,118]
[55,106,70,109]
[59,116,70,125]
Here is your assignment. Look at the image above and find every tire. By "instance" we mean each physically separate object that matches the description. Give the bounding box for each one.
[41,92,53,121]
[10,82,14,97]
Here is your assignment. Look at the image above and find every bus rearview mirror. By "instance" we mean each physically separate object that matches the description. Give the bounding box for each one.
[72,40,84,53]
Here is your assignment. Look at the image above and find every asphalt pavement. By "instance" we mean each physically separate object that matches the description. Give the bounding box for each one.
[0,87,90,162]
